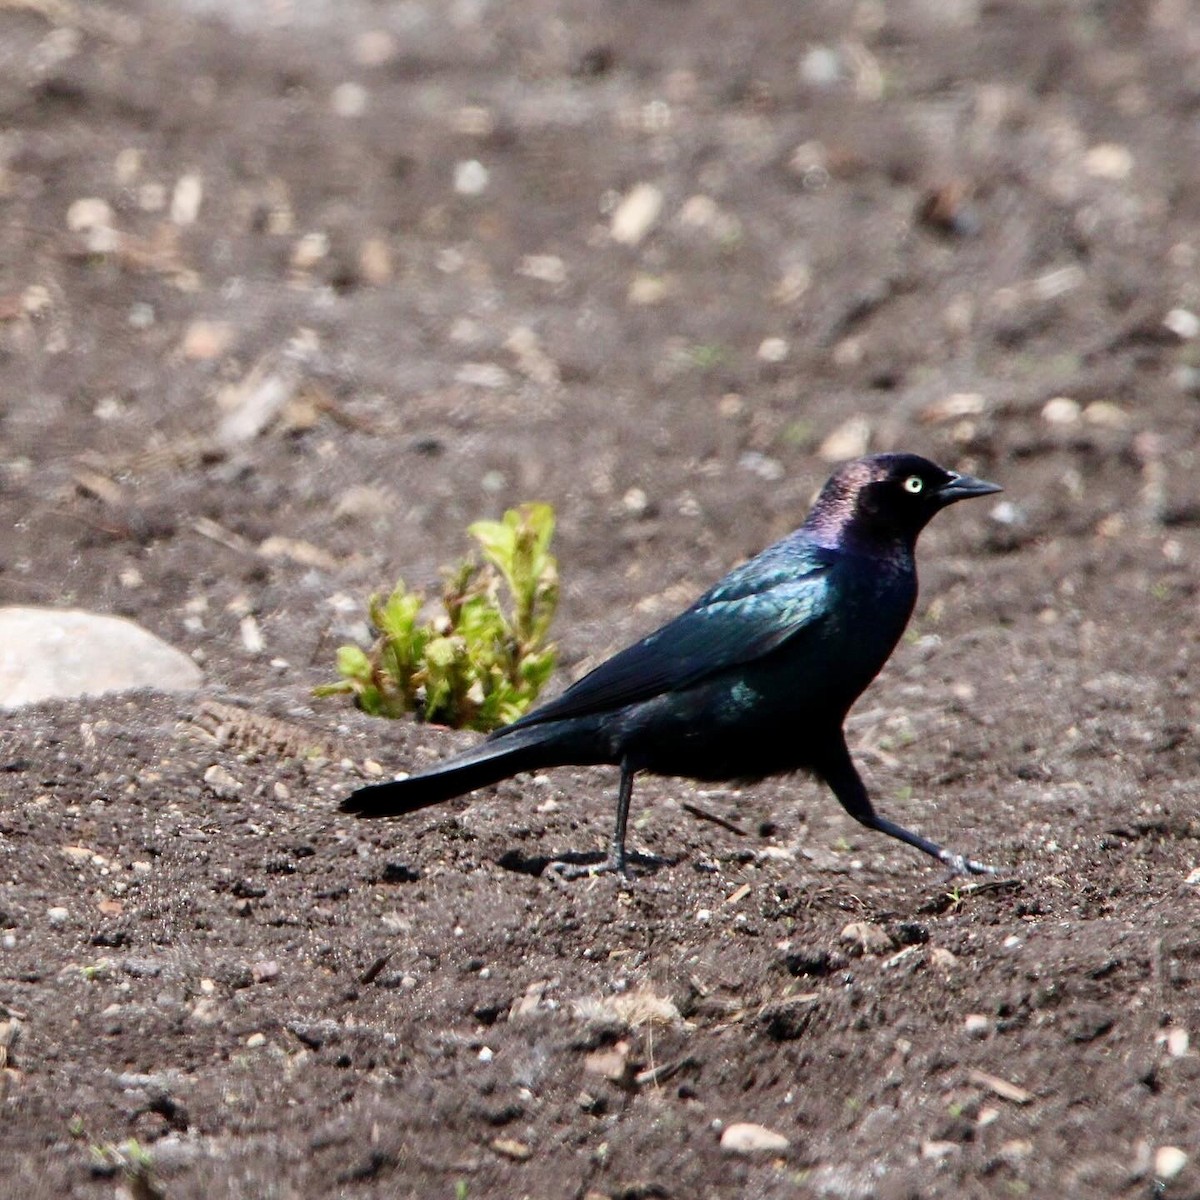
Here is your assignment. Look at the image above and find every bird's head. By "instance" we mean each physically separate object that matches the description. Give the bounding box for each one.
[808,453,1002,548]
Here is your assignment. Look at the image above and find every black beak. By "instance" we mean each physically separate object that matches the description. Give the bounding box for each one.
[936,471,1003,504]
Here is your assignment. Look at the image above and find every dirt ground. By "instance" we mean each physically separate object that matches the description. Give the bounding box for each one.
[3,1,1200,1196]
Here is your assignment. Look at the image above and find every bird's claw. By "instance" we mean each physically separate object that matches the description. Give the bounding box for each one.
[548,856,631,883]
[939,850,1001,877]
[546,848,665,882]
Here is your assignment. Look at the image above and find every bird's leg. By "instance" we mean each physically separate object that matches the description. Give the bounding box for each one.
[818,736,998,876]
[551,759,649,880]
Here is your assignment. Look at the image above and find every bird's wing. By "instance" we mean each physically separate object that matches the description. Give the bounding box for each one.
[501,539,836,732]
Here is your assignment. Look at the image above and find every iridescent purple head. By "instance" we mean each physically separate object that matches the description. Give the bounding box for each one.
[805,453,1001,549]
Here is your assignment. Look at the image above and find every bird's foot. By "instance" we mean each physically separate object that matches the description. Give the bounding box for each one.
[547,849,665,882]
[938,848,1001,877]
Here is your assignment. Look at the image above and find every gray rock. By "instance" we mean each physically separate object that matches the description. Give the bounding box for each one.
[0,606,203,710]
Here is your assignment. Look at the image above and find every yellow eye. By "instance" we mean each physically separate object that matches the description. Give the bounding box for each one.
[903,475,924,494]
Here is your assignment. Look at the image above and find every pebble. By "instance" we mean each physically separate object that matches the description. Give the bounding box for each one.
[182,319,235,360]
[739,451,784,482]
[331,82,367,118]
[840,921,893,955]
[800,45,843,88]
[584,1043,630,1082]
[358,237,392,285]
[453,160,489,196]
[1164,308,1200,340]
[47,906,69,926]
[1164,1027,1189,1057]
[170,173,204,226]
[1155,1146,1187,1181]
[291,231,329,270]
[66,197,114,233]
[920,392,986,423]
[0,607,203,710]
[720,1123,790,1154]
[517,254,567,285]
[203,763,242,799]
[757,336,789,363]
[491,1138,531,1161]
[964,1013,990,1038]
[819,416,871,462]
[1083,142,1133,180]
[354,30,397,67]
[1083,400,1129,429]
[1041,396,1081,425]
[610,183,663,246]
[989,500,1025,527]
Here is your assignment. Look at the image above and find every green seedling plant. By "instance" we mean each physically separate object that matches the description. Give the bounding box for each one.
[317,502,558,732]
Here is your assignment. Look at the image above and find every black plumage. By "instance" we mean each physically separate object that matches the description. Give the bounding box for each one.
[340,453,1002,877]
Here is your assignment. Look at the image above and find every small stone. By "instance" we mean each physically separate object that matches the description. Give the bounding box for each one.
[453,105,496,137]
[291,231,329,270]
[455,362,511,389]
[964,1013,990,1038]
[989,500,1025,527]
[757,337,789,363]
[920,392,986,423]
[840,921,893,955]
[170,173,203,226]
[1082,400,1129,429]
[66,197,114,233]
[1042,396,1081,426]
[22,284,52,315]
[678,194,719,228]
[203,763,242,799]
[584,1042,630,1083]
[1083,143,1133,181]
[182,320,234,360]
[517,254,567,285]
[610,183,663,246]
[354,30,397,66]
[127,301,155,329]
[453,160,489,196]
[114,147,141,185]
[246,1032,266,1048]
[627,274,670,305]
[818,416,871,462]
[930,947,958,971]
[720,1123,790,1154]
[800,45,843,88]
[1164,1027,1189,1057]
[47,906,69,926]
[739,451,784,482]
[622,487,649,516]
[491,1138,532,1162]
[1155,1146,1187,1182]
[331,81,368,118]
[1164,308,1200,340]
[251,960,280,984]
[922,1140,959,1160]
[358,237,392,285]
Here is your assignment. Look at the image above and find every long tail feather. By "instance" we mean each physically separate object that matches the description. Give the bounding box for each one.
[340,725,575,819]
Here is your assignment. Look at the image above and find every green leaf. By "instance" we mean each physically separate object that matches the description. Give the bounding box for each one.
[318,505,561,731]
